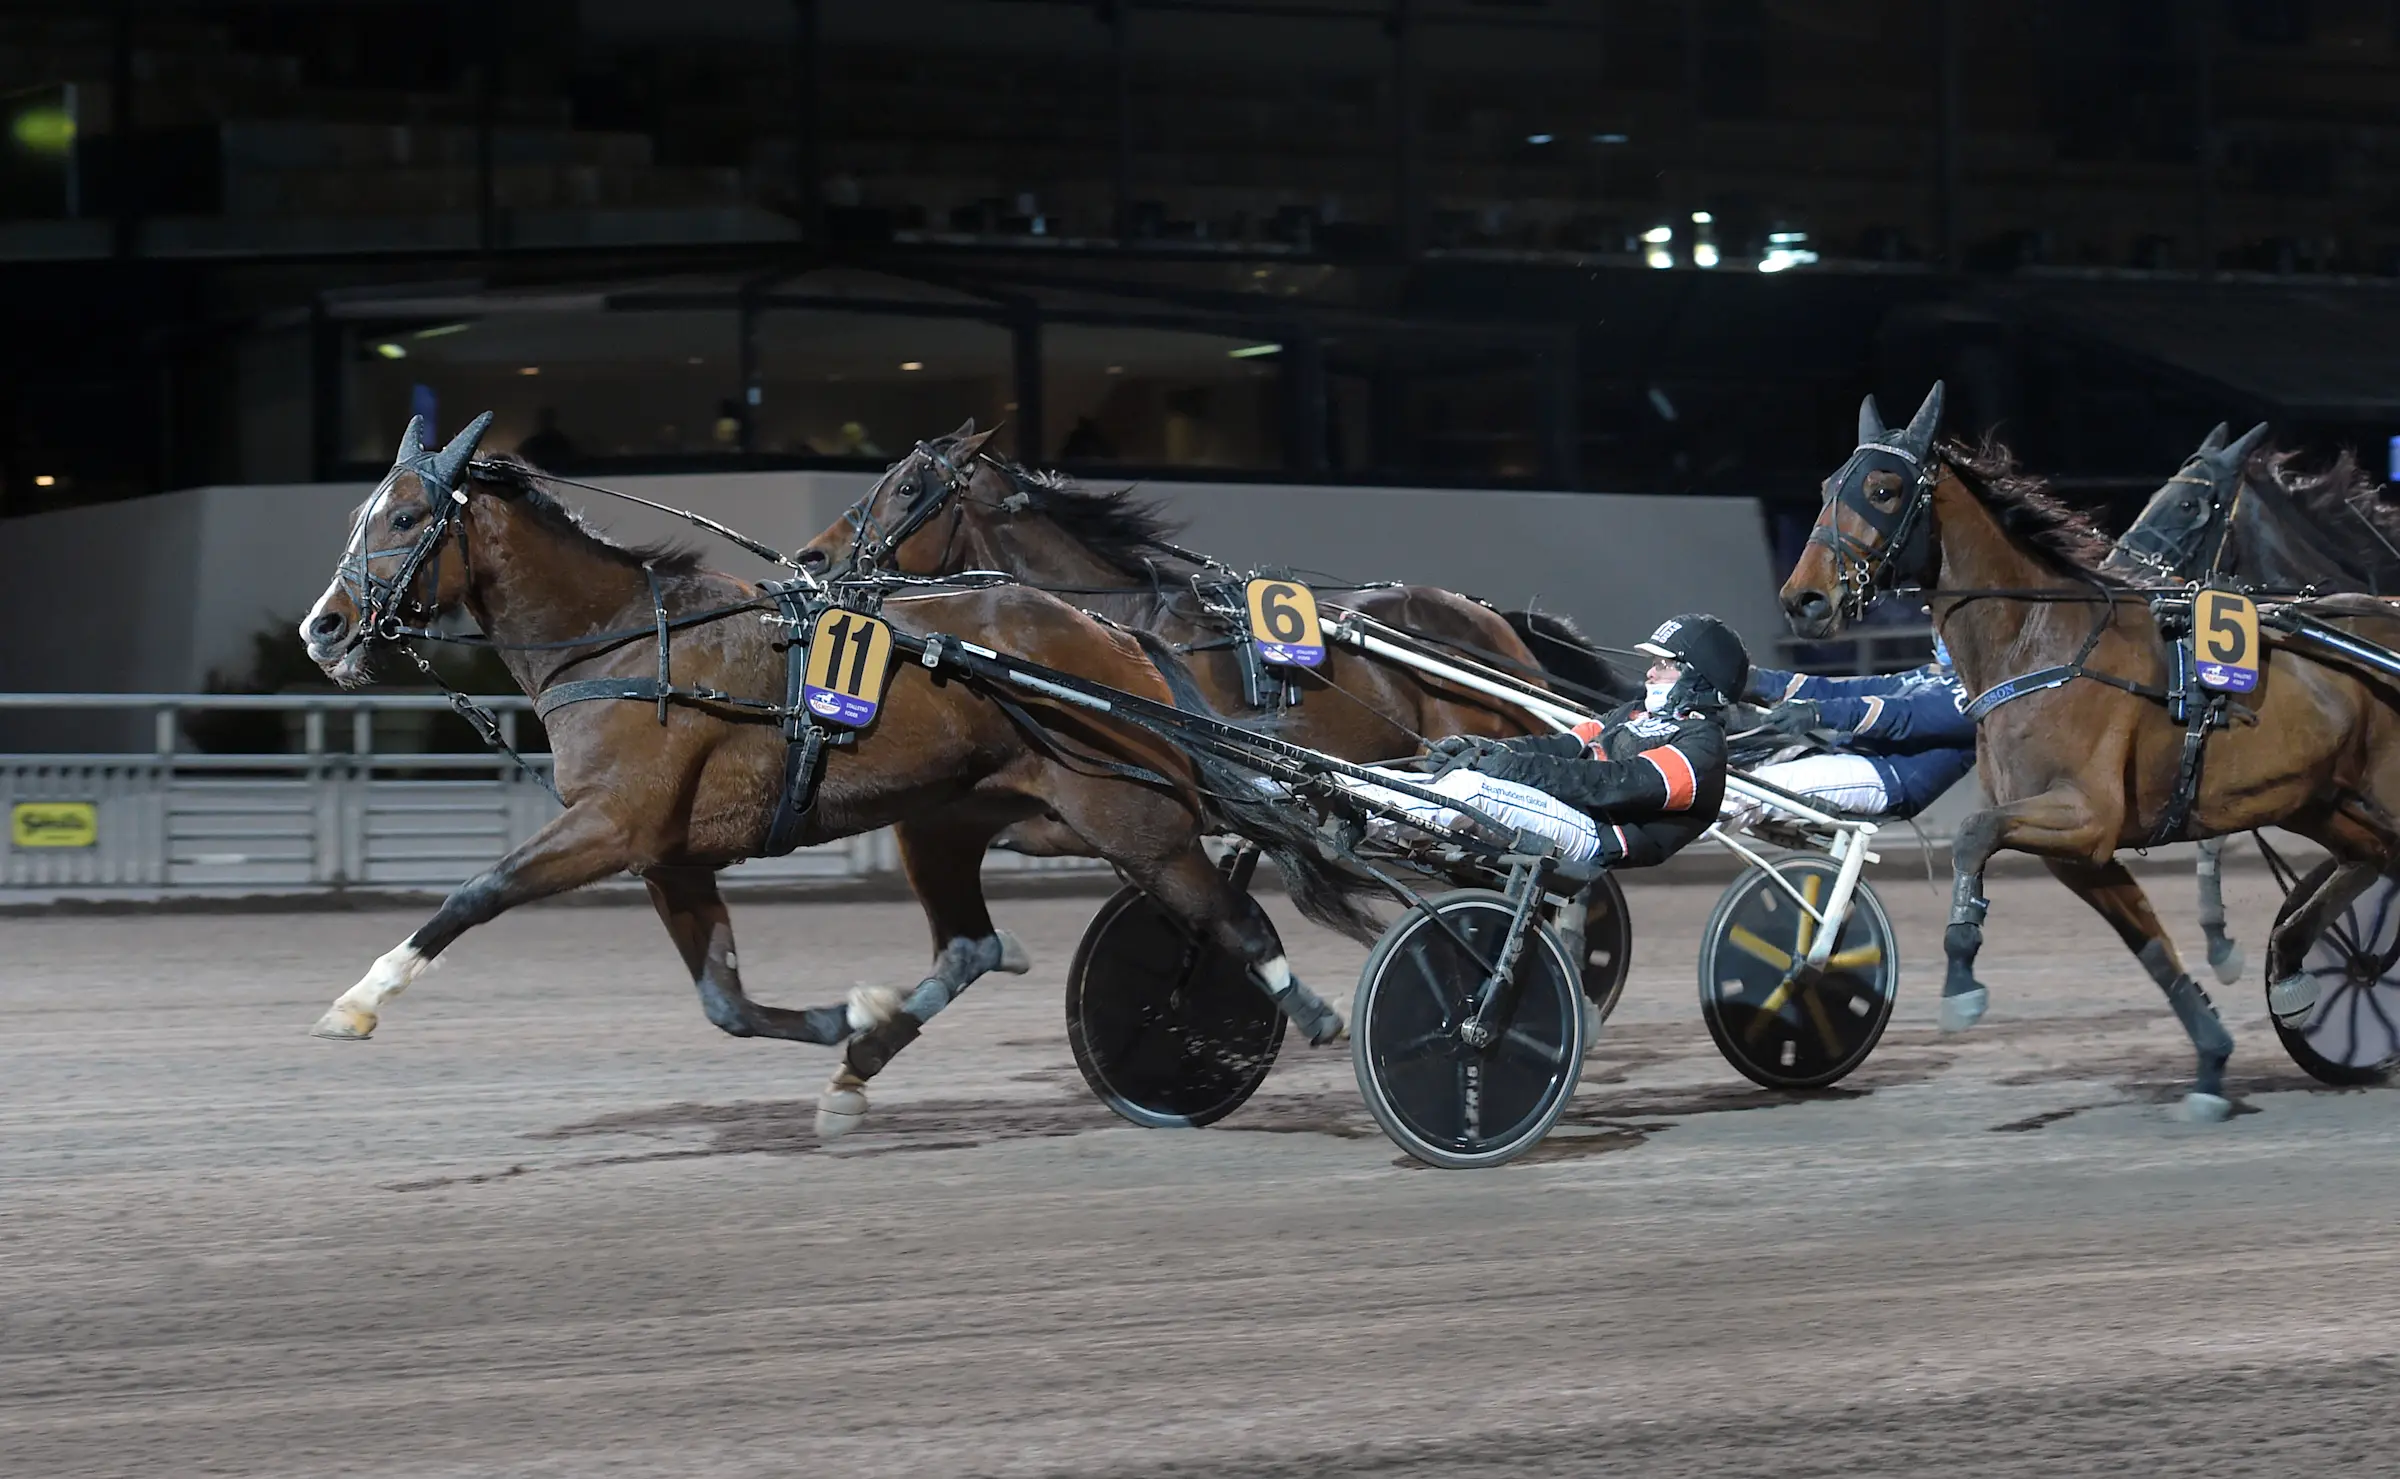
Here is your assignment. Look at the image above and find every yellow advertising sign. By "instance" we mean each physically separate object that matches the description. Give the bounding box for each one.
[11,801,98,848]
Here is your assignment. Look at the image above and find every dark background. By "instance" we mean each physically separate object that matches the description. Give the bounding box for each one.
[6,0,2400,555]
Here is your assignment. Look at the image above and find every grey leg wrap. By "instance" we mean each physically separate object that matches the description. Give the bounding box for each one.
[1942,886,1989,1000]
[2197,840,2243,982]
[844,934,1012,1079]
[2141,939,2233,1098]
[1257,969,1344,1045]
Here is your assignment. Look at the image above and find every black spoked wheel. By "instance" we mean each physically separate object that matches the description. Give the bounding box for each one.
[1352,888,1587,1169]
[2269,861,2400,1086]
[1066,884,1286,1128]
[1580,871,1634,1021]
[1698,859,1898,1090]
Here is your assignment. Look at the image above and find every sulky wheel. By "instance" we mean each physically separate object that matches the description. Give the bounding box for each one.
[2268,860,2400,1086]
[1579,870,1634,1021]
[1698,858,1898,1090]
[1066,883,1286,1128]
[1351,888,1588,1169]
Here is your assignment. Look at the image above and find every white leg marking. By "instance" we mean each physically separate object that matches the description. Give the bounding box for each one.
[1256,954,1293,994]
[817,1067,871,1140]
[846,984,904,1033]
[995,928,1033,975]
[313,940,436,1040]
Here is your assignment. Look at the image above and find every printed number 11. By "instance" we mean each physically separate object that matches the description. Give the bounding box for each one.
[822,614,873,694]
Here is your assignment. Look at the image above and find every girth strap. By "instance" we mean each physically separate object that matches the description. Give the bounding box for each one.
[2146,692,2224,849]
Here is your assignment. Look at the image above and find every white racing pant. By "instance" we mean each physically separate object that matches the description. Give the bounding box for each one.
[1342,765,1603,863]
[1721,753,1890,832]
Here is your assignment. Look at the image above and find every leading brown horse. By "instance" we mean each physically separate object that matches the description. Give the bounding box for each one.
[1781,384,2400,1120]
[298,414,1363,1135]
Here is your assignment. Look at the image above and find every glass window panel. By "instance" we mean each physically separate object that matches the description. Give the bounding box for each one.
[753,311,1013,460]
[1043,323,1283,470]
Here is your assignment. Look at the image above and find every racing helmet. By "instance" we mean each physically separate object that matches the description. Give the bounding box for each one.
[1634,613,1749,711]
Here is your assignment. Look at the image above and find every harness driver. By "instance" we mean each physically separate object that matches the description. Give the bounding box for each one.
[1723,630,1978,831]
[1360,613,1739,867]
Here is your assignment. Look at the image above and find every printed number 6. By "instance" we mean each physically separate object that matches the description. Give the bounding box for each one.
[1262,584,1306,643]
[2202,595,2246,664]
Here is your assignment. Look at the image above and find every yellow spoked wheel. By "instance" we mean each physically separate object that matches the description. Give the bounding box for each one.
[1697,858,1899,1090]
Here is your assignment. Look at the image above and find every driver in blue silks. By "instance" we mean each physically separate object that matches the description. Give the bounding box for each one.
[1724,632,1978,829]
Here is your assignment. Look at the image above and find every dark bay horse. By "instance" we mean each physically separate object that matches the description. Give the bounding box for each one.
[299,415,1361,1135]
[791,424,1638,1001]
[1782,384,2400,1120]
[2105,422,2400,982]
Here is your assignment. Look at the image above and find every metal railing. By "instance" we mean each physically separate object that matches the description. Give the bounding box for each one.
[0,692,1103,894]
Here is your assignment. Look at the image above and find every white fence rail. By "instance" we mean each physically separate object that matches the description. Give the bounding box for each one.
[0,693,1103,895]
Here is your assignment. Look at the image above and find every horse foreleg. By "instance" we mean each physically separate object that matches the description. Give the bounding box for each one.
[815,818,1033,1140]
[311,802,631,1040]
[644,865,850,1045]
[2195,837,2246,984]
[1941,787,2111,1032]
[2045,858,2235,1122]
[1132,845,1346,1045]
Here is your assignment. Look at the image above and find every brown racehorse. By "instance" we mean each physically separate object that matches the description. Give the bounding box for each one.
[790,425,1638,1005]
[298,415,1361,1135]
[1780,383,2400,1120]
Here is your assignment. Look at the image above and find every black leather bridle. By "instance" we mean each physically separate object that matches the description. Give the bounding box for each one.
[1806,436,1941,622]
[336,411,491,641]
[838,439,992,575]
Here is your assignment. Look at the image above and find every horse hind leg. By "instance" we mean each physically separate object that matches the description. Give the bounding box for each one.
[1133,845,1346,1044]
[2264,860,2380,1024]
[2045,858,2235,1122]
[815,819,1034,1140]
[2196,837,2246,984]
[644,866,852,1045]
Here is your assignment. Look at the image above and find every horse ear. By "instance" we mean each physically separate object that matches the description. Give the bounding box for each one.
[394,414,428,467]
[2221,421,2270,468]
[2195,422,2229,456]
[955,425,1000,458]
[429,411,495,496]
[1858,394,1886,443]
[1900,381,1945,456]
[949,418,979,440]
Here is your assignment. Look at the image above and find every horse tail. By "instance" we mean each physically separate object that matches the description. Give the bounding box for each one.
[1502,609,1639,704]
[1127,629,1389,945]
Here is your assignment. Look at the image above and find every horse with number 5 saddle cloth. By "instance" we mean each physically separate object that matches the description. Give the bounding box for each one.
[1781,381,2400,1123]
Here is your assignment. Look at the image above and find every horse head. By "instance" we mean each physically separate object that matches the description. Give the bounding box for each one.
[2107,422,2268,583]
[794,419,1001,576]
[1780,382,1945,637]
[300,412,494,685]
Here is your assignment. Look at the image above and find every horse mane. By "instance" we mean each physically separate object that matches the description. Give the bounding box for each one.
[972,453,1192,579]
[1938,435,2122,580]
[2252,445,2400,589]
[471,454,707,575]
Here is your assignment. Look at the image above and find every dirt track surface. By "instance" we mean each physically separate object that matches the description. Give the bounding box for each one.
[7,862,2400,1478]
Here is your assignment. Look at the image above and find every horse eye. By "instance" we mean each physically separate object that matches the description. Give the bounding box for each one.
[2178,499,2195,513]
[391,510,417,531]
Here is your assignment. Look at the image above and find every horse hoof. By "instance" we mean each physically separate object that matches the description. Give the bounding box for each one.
[1938,987,1988,1034]
[816,1086,870,1140]
[2208,941,2246,986]
[310,1005,378,1040]
[995,929,1033,975]
[2176,1092,2234,1124]
[2267,972,2319,1024]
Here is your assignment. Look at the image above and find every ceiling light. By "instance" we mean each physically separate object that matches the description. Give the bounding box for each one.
[1641,226,1673,244]
[1645,247,1674,270]
[687,356,705,366]
[899,361,923,371]
[412,322,470,340]
[33,474,56,487]
[1592,132,1630,145]
[1691,211,1713,225]
[1525,133,1554,145]
[518,365,540,376]
[373,342,406,360]
[1693,242,1720,268]
[1105,365,1125,375]
[1227,343,1282,359]
[1768,231,1808,245]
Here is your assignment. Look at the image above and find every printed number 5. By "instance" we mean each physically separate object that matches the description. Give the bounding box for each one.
[2202,594,2247,664]
[1261,583,1307,643]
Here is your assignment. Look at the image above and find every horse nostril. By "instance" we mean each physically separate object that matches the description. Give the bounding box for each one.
[309,612,347,640]
[797,548,827,572]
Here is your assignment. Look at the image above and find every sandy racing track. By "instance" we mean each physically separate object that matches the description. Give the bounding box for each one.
[6,863,2400,1478]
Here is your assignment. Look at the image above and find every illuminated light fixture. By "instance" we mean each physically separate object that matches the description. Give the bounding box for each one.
[1693,242,1720,268]
[1646,248,1674,269]
[412,322,470,340]
[687,356,705,366]
[373,342,406,360]
[1768,230,1809,245]
[1105,364,1126,375]
[10,107,74,155]
[518,365,540,376]
[1525,133,1554,145]
[1592,132,1630,145]
[899,361,924,371]
[1691,211,1714,225]
[1759,248,1820,274]
[33,474,56,487]
[1641,226,1674,244]
[1227,343,1282,359]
